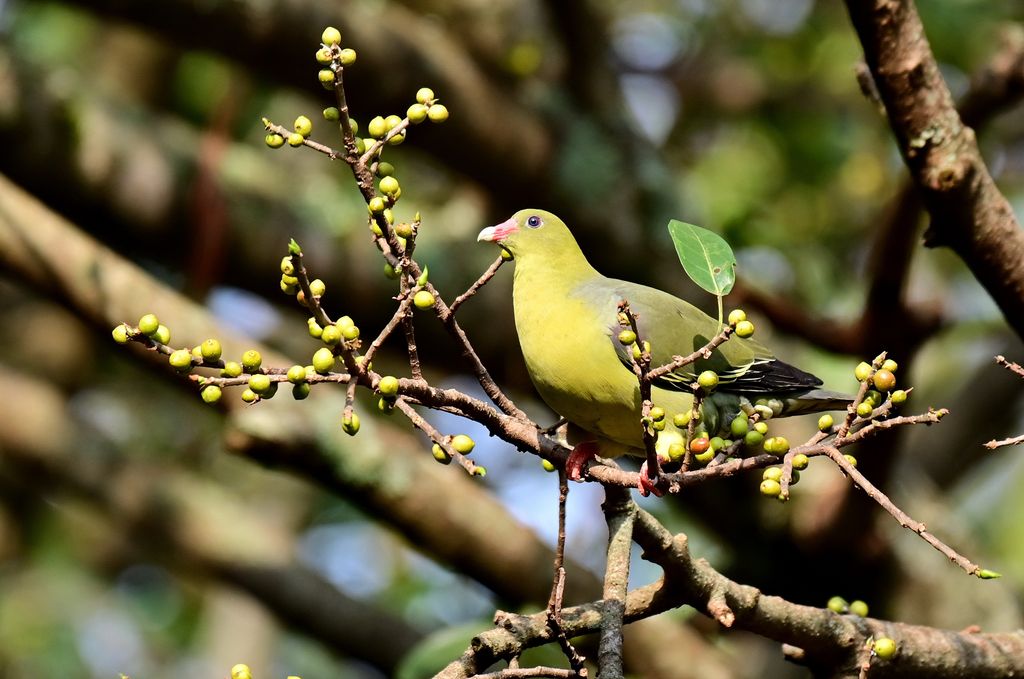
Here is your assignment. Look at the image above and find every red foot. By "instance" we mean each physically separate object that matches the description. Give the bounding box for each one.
[566,441,600,481]
[638,461,665,497]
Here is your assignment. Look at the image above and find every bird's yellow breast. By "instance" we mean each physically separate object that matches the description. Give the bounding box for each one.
[512,266,690,450]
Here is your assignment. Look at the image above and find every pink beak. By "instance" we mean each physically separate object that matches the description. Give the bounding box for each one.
[477,216,519,243]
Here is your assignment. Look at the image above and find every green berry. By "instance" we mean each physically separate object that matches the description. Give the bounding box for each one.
[112,324,130,343]
[377,162,395,177]
[451,434,475,454]
[138,313,160,336]
[394,222,413,238]
[292,383,311,400]
[473,466,487,477]
[231,663,253,679]
[307,318,324,338]
[730,415,749,437]
[710,436,725,451]
[407,103,428,124]
[368,196,386,214]
[241,388,258,403]
[734,320,755,338]
[881,358,898,373]
[790,469,801,485]
[760,479,781,497]
[384,263,399,279]
[384,114,402,131]
[764,436,789,455]
[288,132,305,147]
[287,365,307,384]
[201,385,222,404]
[651,419,666,431]
[318,69,335,87]
[849,600,868,617]
[312,348,335,374]
[241,350,262,373]
[200,338,222,362]
[281,256,295,275]
[854,361,873,382]
[379,176,400,195]
[265,133,285,148]
[763,466,783,482]
[340,323,359,341]
[856,401,874,418]
[294,115,313,137]
[844,454,858,467]
[792,453,809,470]
[192,345,204,361]
[865,389,882,406]
[649,406,665,422]
[978,569,1002,579]
[338,48,357,66]
[432,443,452,464]
[309,278,326,297]
[754,421,768,435]
[873,637,897,659]
[367,116,387,139]
[322,107,340,122]
[315,47,333,65]
[378,375,399,396]
[342,412,360,436]
[153,325,171,345]
[321,26,342,45]
[872,368,896,392]
[694,448,714,463]
[727,309,746,325]
[744,430,763,447]
[221,361,242,378]
[891,389,907,404]
[541,459,557,472]
[413,290,435,309]
[817,413,834,431]
[827,596,848,613]
[248,373,272,395]
[674,411,691,428]
[337,315,355,329]
[416,87,435,104]
[427,104,449,123]
[386,132,405,146]
[168,349,192,372]
[667,442,686,462]
[618,329,637,346]
[697,370,719,390]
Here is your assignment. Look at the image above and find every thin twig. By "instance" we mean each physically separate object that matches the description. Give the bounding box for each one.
[995,355,1024,379]
[546,472,587,675]
[393,399,480,476]
[821,446,981,576]
[450,254,506,314]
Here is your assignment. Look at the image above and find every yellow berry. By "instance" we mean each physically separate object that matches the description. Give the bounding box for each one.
[873,637,897,659]
[294,115,313,137]
[312,347,335,374]
[321,27,341,45]
[248,373,272,395]
[407,103,428,124]
[760,479,781,497]
[342,412,360,436]
[265,133,285,148]
[427,104,449,123]
[413,290,435,309]
[817,413,834,431]
[200,338,222,362]
[849,600,868,617]
[169,349,193,372]
[231,663,253,679]
[881,358,898,373]
[138,313,160,336]
[222,361,242,378]
[432,444,451,464]
[201,385,222,404]
[451,434,475,454]
[791,453,809,470]
[854,361,873,382]
[697,370,719,390]
[541,459,557,472]
[727,309,746,325]
[338,48,356,66]
[288,132,305,147]
[318,69,335,87]
[734,320,755,338]
[112,324,130,343]
[241,350,262,373]
[416,87,435,104]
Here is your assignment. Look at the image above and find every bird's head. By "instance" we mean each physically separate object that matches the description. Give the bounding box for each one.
[476,209,579,260]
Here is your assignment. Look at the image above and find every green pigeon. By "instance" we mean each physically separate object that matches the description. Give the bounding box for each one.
[478,208,850,494]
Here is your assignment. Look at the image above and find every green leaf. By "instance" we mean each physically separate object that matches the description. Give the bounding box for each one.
[667,220,736,297]
[288,238,302,255]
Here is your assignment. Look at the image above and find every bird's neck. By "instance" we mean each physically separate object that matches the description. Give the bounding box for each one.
[512,246,599,296]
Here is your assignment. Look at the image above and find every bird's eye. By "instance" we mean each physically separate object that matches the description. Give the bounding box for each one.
[526,215,542,228]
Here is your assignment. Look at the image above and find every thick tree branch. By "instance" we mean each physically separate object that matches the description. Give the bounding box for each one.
[844,0,1024,341]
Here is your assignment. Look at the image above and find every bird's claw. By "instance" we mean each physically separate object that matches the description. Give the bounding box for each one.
[638,461,665,497]
[565,441,600,482]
